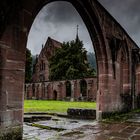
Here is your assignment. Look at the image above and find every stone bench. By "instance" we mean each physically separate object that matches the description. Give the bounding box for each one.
[67,108,96,119]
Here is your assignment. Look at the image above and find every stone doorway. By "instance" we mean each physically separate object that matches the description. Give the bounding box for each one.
[53,90,57,100]
[66,81,72,98]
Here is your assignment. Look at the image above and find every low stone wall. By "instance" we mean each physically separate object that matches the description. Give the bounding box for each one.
[25,77,97,101]
[67,108,96,119]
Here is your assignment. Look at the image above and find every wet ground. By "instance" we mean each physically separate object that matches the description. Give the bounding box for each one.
[23,114,140,140]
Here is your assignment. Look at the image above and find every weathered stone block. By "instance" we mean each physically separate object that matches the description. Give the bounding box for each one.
[67,108,96,119]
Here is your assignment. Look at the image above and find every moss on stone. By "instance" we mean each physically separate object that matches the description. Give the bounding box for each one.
[31,123,65,132]
[61,131,84,136]
[0,126,22,140]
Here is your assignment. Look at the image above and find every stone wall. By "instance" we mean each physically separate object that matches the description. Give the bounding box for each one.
[0,0,140,139]
[25,77,97,101]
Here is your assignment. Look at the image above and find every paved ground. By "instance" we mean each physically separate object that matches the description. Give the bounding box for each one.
[23,114,140,140]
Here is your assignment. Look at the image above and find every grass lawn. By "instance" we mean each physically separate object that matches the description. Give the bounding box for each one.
[24,100,96,114]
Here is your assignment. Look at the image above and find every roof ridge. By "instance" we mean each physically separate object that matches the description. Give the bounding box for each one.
[48,36,62,44]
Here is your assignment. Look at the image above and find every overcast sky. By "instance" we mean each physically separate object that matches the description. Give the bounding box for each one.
[27,0,140,55]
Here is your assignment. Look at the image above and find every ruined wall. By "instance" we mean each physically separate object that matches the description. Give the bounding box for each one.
[25,77,97,101]
[0,0,140,139]
[92,1,140,115]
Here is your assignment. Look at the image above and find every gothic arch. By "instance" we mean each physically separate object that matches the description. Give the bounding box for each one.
[28,0,111,114]
[28,0,108,74]
[0,0,139,138]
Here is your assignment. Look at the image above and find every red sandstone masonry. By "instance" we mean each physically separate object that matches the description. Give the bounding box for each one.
[0,0,140,139]
[25,78,97,101]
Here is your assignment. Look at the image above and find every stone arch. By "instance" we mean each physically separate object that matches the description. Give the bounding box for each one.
[0,0,109,114]
[27,0,108,89]
[27,0,109,106]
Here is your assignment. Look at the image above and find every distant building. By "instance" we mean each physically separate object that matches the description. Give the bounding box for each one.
[26,36,97,101]
[32,37,62,82]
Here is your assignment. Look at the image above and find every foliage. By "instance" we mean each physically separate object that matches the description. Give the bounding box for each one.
[49,38,96,80]
[87,52,97,72]
[24,100,96,113]
[25,48,32,83]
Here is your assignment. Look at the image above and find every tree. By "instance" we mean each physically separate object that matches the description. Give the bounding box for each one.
[87,52,97,72]
[49,38,96,81]
[25,48,32,83]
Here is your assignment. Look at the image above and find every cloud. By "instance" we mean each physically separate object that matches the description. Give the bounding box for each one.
[27,1,93,55]
[43,2,82,24]
[27,0,140,55]
[99,0,140,46]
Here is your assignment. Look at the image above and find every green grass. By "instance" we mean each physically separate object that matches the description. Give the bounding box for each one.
[24,100,96,113]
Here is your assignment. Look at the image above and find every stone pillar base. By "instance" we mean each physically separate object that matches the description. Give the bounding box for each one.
[96,110,102,121]
[0,125,23,140]
[70,98,74,101]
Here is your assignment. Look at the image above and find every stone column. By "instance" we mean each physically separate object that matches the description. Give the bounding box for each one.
[87,79,92,100]
[76,80,81,100]
[44,82,48,99]
[96,59,123,119]
[0,41,25,139]
[61,82,66,99]
[70,81,74,101]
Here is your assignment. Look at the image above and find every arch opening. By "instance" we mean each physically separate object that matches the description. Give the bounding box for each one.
[65,81,72,97]
[25,0,98,103]
[53,90,57,100]
[80,79,87,98]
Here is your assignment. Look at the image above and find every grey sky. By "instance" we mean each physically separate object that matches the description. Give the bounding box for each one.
[98,0,140,46]
[27,2,93,55]
[27,0,140,55]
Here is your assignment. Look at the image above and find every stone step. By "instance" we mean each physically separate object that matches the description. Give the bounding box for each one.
[67,108,96,119]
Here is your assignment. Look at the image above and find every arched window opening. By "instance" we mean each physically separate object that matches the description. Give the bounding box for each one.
[66,81,71,97]
[32,84,35,97]
[80,79,87,97]
[53,90,57,100]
